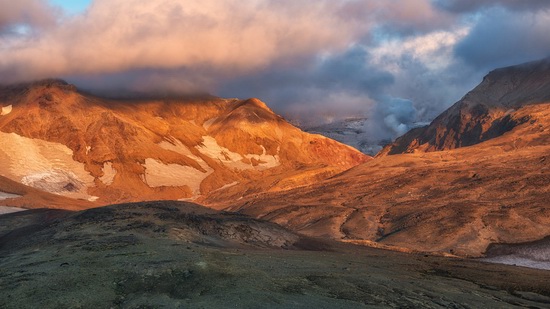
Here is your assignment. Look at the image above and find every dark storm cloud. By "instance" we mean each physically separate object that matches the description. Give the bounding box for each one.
[218,46,395,122]
[454,8,550,72]
[434,0,550,13]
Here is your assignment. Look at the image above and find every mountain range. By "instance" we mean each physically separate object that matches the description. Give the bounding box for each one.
[214,57,550,257]
[1,58,550,307]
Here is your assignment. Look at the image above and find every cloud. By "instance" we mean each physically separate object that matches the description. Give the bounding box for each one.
[454,8,550,71]
[434,0,550,13]
[1,0,550,149]
[0,0,58,33]
[0,0,374,83]
[361,97,418,152]
[368,27,477,121]
[217,45,394,123]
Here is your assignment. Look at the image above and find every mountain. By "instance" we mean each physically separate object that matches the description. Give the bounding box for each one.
[206,59,550,257]
[301,117,384,155]
[1,58,549,260]
[2,201,550,308]
[380,57,550,155]
[0,79,369,208]
[2,62,550,308]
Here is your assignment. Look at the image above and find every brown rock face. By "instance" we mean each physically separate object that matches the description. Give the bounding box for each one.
[0,80,369,207]
[380,57,550,155]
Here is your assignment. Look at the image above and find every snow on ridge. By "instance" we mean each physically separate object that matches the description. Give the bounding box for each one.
[0,206,25,215]
[143,158,213,195]
[196,136,280,170]
[1,105,12,116]
[0,132,95,199]
[0,191,22,200]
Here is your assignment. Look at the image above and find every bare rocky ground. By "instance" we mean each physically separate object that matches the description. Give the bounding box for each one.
[1,201,550,308]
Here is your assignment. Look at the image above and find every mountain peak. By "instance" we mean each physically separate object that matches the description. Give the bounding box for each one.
[32,78,70,87]
[232,98,274,113]
[380,57,550,155]
[30,79,78,92]
[468,58,550,109]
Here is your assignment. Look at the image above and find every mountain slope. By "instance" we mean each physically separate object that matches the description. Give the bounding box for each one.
[380,57,550,155]
[218,138,550,256]
[0,80,369,207]
[0,175,93,211]
[209,59,550,257]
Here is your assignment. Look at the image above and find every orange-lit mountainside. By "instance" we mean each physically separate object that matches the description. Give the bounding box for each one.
[207,58,550,257]
[0,79,369,208]
[1,58,549,259]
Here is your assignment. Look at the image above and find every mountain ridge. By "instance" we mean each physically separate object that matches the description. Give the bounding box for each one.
[0,80,369,207]
[379,57,550,155]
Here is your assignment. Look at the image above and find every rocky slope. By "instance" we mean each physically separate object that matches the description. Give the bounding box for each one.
[2,201,550,308]
[0,80,369,207]
[216,136,550,257]
[380,57,550,155]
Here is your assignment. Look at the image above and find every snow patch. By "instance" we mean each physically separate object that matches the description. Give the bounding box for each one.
[202,117,218,130]
[86,146,92,155]
[159,136,195,157]
[1,105,12,116]
[158,136,212,171]
[244,145,280,170]
[143,158,213,195]
[211,181,239,193]
[0,191,22,200]
[481,256,550,271]
[0,206,26,215]
[100,162,116,186]
[480,240,550,270]
[21,170,85,194]
[0,132,95,199]
[196,136,280,170]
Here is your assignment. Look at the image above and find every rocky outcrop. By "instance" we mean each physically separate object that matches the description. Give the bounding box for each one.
[380,57,550,155]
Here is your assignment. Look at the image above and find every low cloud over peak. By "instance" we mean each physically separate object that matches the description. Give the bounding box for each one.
[434,0,550,13]
[1,0,369,82]
[1,0,549,147]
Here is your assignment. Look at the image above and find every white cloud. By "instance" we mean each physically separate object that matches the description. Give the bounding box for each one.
[0,0,371,82]
[369,27,470,73]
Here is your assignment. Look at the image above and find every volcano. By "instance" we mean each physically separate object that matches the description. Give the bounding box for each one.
[0,79,368,208]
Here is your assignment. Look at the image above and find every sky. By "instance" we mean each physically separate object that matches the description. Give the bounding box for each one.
[1,0,549,143]
[49,0,91,14]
